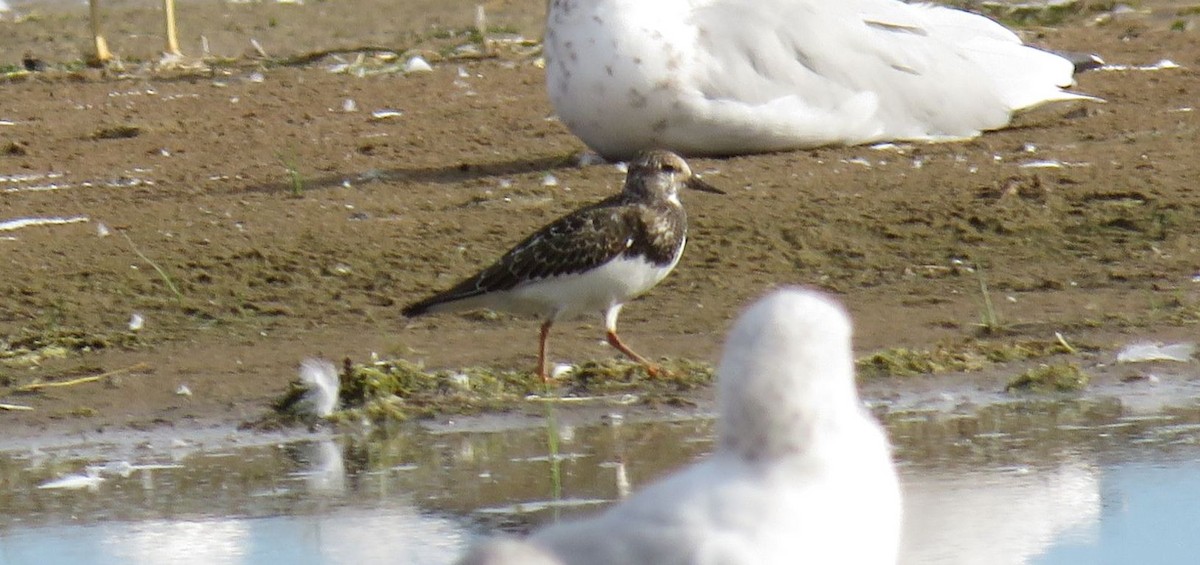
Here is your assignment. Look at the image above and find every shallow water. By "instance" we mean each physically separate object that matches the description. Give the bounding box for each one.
[3,395,1200,565]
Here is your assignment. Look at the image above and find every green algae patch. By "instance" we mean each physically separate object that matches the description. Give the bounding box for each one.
[857,346,989,378]
[857,336,1093,379]
[1005,363,1090,393]
[566,358,714,395]
[260,357,716,427]
[67,406,100,418]
[1,329,142,369]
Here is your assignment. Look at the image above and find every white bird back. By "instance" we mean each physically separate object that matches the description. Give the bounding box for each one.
[545,0,1096,158]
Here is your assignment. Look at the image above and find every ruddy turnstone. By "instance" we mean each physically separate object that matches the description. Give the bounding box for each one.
[402,150,723,381]
[458,288,902,565]
[544,0,1098,159]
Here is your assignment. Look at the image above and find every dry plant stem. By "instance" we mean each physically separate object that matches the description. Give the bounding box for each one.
[16,362,152,392]
[975,263,1000,331]
[122,233,183,301]
[1055,332,1078,354]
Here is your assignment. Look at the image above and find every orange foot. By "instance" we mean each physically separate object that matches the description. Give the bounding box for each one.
[642,363,670,379]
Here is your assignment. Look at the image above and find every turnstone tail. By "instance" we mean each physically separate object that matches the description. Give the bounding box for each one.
[402,150,723,381]
[545,0,1099,159]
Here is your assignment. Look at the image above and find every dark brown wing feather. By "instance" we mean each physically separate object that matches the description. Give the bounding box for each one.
[402,197,642,317]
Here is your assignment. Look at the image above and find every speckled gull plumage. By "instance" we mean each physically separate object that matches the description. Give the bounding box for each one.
[544,0,1099,159]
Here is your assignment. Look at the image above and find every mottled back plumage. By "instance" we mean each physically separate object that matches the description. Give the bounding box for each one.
[402,151,707,317]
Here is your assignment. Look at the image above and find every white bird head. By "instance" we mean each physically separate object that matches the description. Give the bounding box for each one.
[716,287,862,461]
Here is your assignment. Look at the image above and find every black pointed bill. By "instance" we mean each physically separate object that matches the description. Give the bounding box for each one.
[687,176,725,195]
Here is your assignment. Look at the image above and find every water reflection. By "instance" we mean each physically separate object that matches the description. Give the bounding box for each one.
[1038,460,1200,564]
[902,460,1100,565]
[2,398,1200,564]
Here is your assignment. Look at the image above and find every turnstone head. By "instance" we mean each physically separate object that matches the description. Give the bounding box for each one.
[402,150,722,381]
[456,288,902,565]
[544,0,1097,159]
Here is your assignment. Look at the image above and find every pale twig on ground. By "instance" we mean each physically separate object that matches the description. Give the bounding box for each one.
[1055,332,1078,354]
[15,362,152,392]
[122,233,183,301]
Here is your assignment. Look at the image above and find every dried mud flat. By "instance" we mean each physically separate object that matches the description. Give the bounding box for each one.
[2,1,1200,440]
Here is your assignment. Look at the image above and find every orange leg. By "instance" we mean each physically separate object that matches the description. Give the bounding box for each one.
[603,304,662,377]
[605,329,662,377]
[537,319,553,382]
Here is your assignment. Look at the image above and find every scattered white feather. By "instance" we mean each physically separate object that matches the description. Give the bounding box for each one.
[572,151,606,167]
[38,469,104,490]
[550,363,574,379]
[370,109,404,120]
[404,56,433,73]
[94,461,135,478]
[449,372,471,388]
[1019,159,1064,169]
[542,174,560,187]
[128,313,145,331]
[1117,342,1195,364]
[96,222,111,237]
[341,98,358,112]
[176,384,192,397]
[298,358,340,417]
[249,38,269,58]
[0,216,88,232]
[1098,59,1181,72]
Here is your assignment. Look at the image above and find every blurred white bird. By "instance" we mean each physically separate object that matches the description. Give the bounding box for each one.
[459,288,902,564]
[544,0,1098,159]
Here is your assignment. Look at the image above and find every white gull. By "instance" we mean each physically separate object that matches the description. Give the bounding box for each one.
[458,287,902,564]
[544,0,1097,159]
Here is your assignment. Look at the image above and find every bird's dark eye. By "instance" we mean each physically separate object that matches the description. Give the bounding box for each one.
[661,163,677,173]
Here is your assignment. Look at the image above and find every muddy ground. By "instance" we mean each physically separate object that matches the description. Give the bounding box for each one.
[1,1,1199,440]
